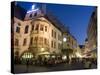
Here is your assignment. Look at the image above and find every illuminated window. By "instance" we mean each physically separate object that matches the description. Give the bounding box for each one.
[15,39,19,46]
[21,52,33,59]
[25,25,29,33]
[23,38,27,46]
[16,26,20,33]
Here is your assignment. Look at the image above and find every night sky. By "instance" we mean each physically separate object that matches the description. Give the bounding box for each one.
[17,1,95,45]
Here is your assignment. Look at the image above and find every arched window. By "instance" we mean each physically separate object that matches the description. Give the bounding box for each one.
[15,39,19,46]
[25,25,29,33]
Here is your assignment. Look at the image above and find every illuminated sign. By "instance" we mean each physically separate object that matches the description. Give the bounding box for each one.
[27,4,39,13]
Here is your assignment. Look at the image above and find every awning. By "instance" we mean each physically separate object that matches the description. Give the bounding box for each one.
[37,52,50,55]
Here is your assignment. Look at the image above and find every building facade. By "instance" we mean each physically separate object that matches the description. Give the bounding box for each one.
[86,8,97,58]
[29,17,62,56]
[87,8,97,51]
[62,32,81,58]
[11,2,80,59]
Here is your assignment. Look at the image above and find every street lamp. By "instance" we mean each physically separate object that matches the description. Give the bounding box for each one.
[63,37,67,42]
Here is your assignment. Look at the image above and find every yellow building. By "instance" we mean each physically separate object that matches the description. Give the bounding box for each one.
[11,2,81,60]
[12,3,63,59]
[29,15,62,56]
